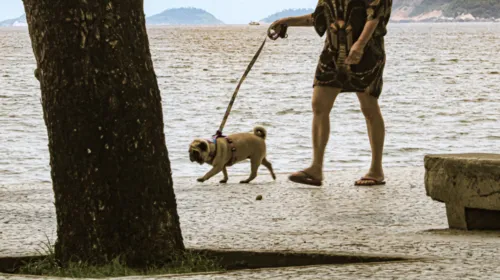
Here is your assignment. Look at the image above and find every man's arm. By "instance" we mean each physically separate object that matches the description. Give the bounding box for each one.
[268,14,314,39]
[356,18,380,47]
[279,14,314,27]
[345,18,380,65]
[270,13,314,35]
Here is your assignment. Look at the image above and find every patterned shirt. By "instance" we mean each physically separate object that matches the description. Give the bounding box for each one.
[312,0,392,40]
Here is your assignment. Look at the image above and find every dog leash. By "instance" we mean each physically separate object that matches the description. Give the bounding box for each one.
[213,24,288,139]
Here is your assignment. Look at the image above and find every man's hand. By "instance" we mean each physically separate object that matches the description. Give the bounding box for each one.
[269,18,288,37]
[345,41,365,65]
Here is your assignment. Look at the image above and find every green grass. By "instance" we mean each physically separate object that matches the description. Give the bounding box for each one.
[17,240,224,278]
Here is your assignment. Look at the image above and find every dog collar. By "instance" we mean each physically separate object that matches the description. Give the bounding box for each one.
[207,138,217,164]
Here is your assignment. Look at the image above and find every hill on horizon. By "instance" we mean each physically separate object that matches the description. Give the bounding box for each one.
[260,2,500,24]
[146,7,224,25]
[260,8,314,23]
[392,0,500,21]
[2,2,499,27]
[0,8,224,27]
[0,14,27,27]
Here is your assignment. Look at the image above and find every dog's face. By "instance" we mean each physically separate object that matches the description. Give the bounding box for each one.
[188,139,210,165]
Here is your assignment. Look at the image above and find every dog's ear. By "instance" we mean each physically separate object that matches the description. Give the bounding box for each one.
[198,141,208,151]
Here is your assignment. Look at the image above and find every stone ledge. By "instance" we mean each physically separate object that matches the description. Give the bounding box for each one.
[424,153,500,230]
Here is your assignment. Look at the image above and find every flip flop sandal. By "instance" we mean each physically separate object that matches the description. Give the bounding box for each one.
[289,171,322,187]
[354,177,386,186]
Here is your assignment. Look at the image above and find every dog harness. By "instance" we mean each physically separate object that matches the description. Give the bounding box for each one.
[207,134,237,167]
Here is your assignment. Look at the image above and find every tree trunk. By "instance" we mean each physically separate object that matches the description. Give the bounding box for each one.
[22,0,184,266]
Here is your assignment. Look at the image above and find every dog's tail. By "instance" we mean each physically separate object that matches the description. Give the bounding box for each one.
[253,126,267,140]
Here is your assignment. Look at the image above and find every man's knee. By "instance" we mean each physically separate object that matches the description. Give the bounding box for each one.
[312,87,337,116]
[360,106,382,120]
[312,99,332,116]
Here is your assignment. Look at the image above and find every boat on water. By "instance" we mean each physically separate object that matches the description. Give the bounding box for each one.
[249,21,260,26]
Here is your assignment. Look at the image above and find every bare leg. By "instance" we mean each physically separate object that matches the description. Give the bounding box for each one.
[220,167,228,184]
[355,91,385,184]
[240,157,260,184]
[290,86,340,182]
[262,158,276,180]
[198,165,224,182]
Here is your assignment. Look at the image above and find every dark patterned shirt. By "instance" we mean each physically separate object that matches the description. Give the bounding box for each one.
[310,0,393,97]
[312,0,392,41]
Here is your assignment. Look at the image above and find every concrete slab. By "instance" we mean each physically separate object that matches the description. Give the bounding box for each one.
[425,153,500,229]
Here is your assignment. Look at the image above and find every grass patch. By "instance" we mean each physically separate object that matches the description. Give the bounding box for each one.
[18,252,223,278]
[3,239,414,278]
[16,240,223,278]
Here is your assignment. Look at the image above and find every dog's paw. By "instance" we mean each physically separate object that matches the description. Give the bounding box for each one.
[219,179,228,184]
[239,180,250,184]
[272,174,277,180]
[197,177,205,183]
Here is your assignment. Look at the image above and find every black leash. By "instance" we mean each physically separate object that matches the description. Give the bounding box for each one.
[213,24,288,139]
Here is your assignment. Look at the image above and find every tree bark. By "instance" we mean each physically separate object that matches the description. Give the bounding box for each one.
[22,0,184,266]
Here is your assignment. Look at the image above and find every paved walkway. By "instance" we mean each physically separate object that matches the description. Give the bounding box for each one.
[1,166,500,279]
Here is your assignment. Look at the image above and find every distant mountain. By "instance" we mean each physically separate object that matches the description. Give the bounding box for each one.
[392,0,500,22]
[2,2,498,27]
[0,8,223,27]
[261,2,499,24]
[146,8,224,25]
[260,9,314,23]
[0,14,27,27]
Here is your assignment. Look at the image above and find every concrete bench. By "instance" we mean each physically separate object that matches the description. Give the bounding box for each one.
[424,153,500,230]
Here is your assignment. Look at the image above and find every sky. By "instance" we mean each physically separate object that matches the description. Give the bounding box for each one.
[0,0,318,24]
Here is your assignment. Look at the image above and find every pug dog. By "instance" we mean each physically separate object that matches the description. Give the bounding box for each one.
[189,126,276,184]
